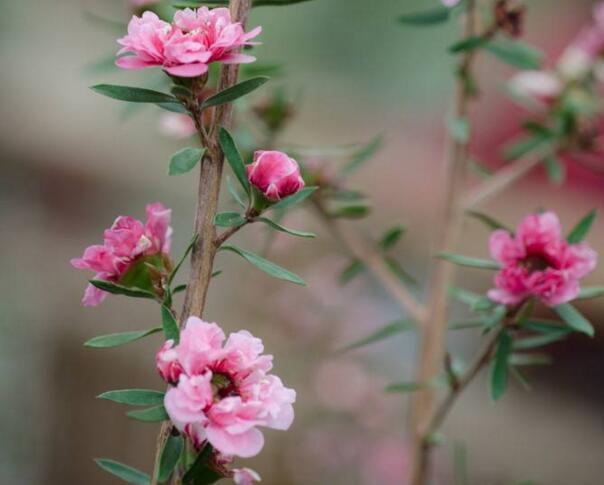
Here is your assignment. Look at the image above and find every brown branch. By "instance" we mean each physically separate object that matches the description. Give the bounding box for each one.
[407,2,479,483]
[312,198,426,323]
[150,2,253,484]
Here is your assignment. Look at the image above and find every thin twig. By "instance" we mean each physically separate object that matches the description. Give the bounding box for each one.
[312,198,426,323]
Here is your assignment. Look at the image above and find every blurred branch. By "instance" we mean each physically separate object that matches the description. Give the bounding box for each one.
[311,198,426,323]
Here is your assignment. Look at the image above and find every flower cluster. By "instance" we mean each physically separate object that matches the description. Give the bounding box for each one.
[116,7,261,77]
[71,203,172,306]
[158,317,296,458]
[247,150,305,201]
[488,212,597,306]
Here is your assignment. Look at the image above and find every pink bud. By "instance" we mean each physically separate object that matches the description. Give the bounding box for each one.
[247,151,305,202]
[156,340,183,383]
[233,468,261,485]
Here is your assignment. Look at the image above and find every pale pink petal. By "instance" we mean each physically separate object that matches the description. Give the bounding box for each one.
[206,425,265,458]
[164,63,209,77]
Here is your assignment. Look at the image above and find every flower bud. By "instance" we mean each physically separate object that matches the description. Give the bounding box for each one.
[233,468,261,485]
[156,340,183,384]
[246,151,305,202]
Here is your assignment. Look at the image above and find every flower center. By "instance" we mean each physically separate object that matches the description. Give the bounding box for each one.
[521,253,551,273]
[211,372,238,399]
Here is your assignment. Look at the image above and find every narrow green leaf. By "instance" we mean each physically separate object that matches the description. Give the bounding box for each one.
[158,434,184,483]
[329,204,371,219]
[173,284,187,293]
[219,128,250,195]
[161,305,180,342]
[467,211,510,232]
[95,459,150,485]
[226,175,246,208]
[567,209,597,244]
[438,253,500,270]
[169,234,198,286]
[449,287,483,307]
[544,155,565,186]
[484,38,543,69]
[339,320,413,352]
[127,405,169,422]
[85,327,162,348]
[271,186,318,210]
[513,332,567,350]
[89,280,156,299]
[450,35,488,53]
[183,445,223,485]
[98,389,165,406]
[509,353,552,366]
[510,366,532,391]
[453,442,468,485]
[169,148,205,176]
[156,101,188,114]
[384,256,418,286]
[339,259,365,285]
[379,225,405,251]
[482,305,507,330]
[214,211,246,227]
[385,382,426,393]
[524,319,570,334]
[340,136,382,176]
[490,331,513,401]
[92,84,178,104]
[553,303,594,337]
[398,6,450,26]
[577,286,604,300]
[202,77,269,109]
[255,217,315,238]
[449,319,484,330]
[220,245,306,286]
[504,134,551,161]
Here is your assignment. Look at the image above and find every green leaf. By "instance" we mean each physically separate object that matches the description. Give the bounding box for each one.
[524,319,570,334]
[481,304,507,330]
[339,320,413,352]
[156,101,188,114]
[379,225,405,251]
[384,382,426,393]
[398,6,450,26]
[226,175,246,208]
[466,211,510,232]
[127,405,169,422]
[219,128,250,195]
[169,148,205,176]
[484,38,543,70]
[169,234,198,286]
[576,286,604,300]
[504,134,552,161]
[158,434,184,483]
[438,253,500,270]
[449,287,483,307]
[95,459,150,485]
[513,332,567,350]
[91,84,178,104]
[85,327,162,348]
[340,136,382,176]
[202,77,269,109]
[98,389,165,406]
[384,256,418,286]
[490,331,513,401]
[161,305,180,342]
[220,245,306,286]
[453,442,468,485]
[448,116,470,143]
[214,211,246,227]
[89,280,156,299]
[183,445,223,485]
[567,209,597,244]
[339,259,365,285]
[173,284,187,293]
[329,204,371,219]
[255,217,315,238]
[450,35,488,53]
[509,353,552,366]
[553,303,595,337]
[543,155,565,186]
[449,319,484,330]
[271,186,318,210]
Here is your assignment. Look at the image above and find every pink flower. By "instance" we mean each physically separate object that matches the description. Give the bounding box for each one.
[488,212,597,306]
[247,151,305,201]
[116,8,261,78]
[163,317,295,458]
[159,113,197,139]
[71,203,172,306]
[233,468,261,485]
[508,71,562,106]
[156,340,184,384]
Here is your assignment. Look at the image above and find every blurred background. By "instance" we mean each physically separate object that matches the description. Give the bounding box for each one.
[1,0,603,483]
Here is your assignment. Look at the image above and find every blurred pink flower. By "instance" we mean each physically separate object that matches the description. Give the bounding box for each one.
[508,70,562,106]
[361,438,408,485]
[116,8,261,77]
[247,151,305,201]
[159,113,197,139]
[71,203,172,306]
[233,468,261,485]
[488,211,597,306]
[162,317,295,458]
